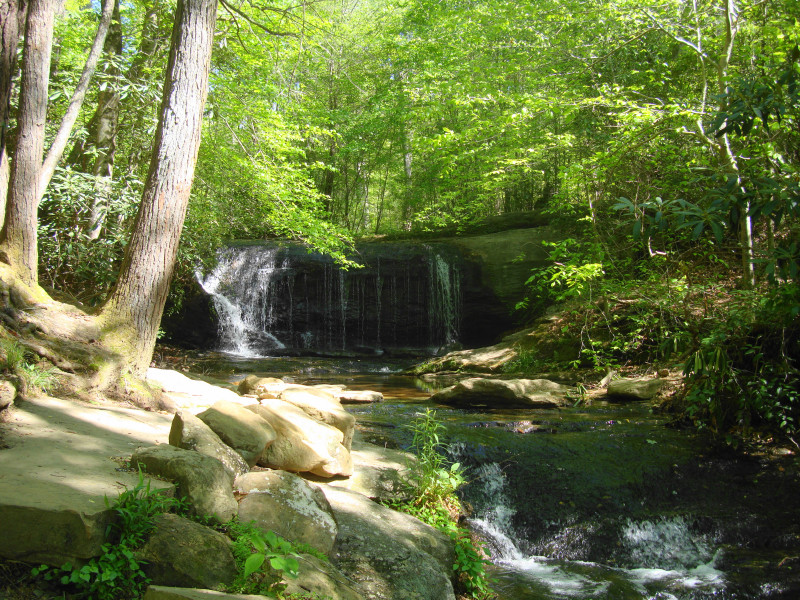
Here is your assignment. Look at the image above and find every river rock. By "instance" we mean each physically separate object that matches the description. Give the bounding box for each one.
[168,411,249,480]
[430,377,570,408]
[307,441,414,503]
[247,400,353,477]
[144,587,264,600]
[280,387,356,449]
[137,513,237,590]
[0,379,16,410]
[146,368,248,411]
[284,554,366,600]
[237,375,285,396]
[130,445,237,522]
[336,390,384,404]
[418,341,518,373]
[606,377,664,400]
[319,486,455,600]
[234,470,338,554]
[196,400,276,467]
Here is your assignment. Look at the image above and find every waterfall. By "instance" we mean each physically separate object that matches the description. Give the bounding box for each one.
[197,241,463,356]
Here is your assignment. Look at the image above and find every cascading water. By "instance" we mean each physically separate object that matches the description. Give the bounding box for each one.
[453,448,727,599]
[198,241,463,357]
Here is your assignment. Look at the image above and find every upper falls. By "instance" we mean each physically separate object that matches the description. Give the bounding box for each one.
[199,241,464,357]
[164,222,560,356]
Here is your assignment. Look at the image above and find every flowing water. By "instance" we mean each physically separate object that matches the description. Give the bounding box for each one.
[187,354,800,599]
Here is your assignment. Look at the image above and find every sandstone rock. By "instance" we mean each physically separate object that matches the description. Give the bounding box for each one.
[284,553,366,600]
[307,441,414,503]
[319,486,455,600]
[168,411,249,480]
[131,445,237,522]
[0,379,16,410]
[237,375,285,396]
[146,368,247,411]
[280,387,356,450]
[430,377,570,408]
[247,400,353,478]
[418,342,518,373]
[336,390,384,404]
[144,586,264,600]
[138,513,237,590]
[234,470,337,554]
[313,383,348,391]
[196,400,276,467]
[606,377,664,400]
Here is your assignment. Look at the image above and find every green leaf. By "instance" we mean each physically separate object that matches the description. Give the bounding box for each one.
[243,553,266,579]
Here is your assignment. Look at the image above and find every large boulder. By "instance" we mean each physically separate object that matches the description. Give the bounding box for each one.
[307,441,414,503]
[319,486,455,600]
[606,377,664,401]
[168,411,249,480]
[279,387,356,450]
[137,514,237,590]
[247,400,353,478]
[131,445,237,522]
[234,470,338,555]
[284,554,366,600]
[430,377,570,408]
[196,400,276,467]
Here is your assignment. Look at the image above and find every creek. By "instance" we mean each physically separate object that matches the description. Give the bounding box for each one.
[185,353,800,600]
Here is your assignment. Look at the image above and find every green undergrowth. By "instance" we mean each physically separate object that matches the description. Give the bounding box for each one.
[0,338,57,396]
[223,518,328,598]
[32,470,181,599]
[390,409,496,599]
[28,470,325,600]
[510,239,800,444]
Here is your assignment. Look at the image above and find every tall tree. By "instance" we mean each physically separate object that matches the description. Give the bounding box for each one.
[100,0,218,375]
[0,0,113,287]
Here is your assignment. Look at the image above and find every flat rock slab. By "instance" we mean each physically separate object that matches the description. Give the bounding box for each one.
[319,486,456,600]
[0,395,172,565]
[147,368,253,412]
[144,587,264,600]
[430,377,571,408]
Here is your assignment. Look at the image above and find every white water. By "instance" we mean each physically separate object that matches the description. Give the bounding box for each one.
[465,461,726,599]
[197,243,462,356]
[198,246,287,357]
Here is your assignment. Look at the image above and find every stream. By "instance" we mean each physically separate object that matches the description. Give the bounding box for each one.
[183,353,800,600]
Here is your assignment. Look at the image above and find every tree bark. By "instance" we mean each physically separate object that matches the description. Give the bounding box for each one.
[100,0,217,376]
[0,0,54,287]
[0,0,26,219]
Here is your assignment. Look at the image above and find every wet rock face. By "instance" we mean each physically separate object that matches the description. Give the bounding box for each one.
[163,223,561,356]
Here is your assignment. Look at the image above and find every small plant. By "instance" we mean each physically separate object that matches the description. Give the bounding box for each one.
[226,519,303,596]
[0,338,57,395]
[407,409,465,508]
[397,410,496,599]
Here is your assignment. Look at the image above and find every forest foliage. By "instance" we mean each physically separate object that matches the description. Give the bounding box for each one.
[6,0,799,437]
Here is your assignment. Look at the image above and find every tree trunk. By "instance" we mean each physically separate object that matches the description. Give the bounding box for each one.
[0,0,55,287]
[100,0,217,376]
[0,0,27,219]
[1,0,113,286]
